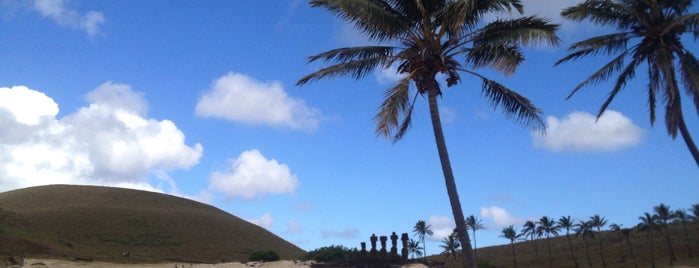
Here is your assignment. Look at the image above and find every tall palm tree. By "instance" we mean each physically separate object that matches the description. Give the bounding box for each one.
[440,231,461,260]
[297,2,559,266]
[620,227,640,268]
[465,215,484,262]
[537,216,560,268]
[521,220,541,264]
[408,238,424,260]
[500,225,520,268]
[638,212,661,268]
[609,223,626,262]
[413,220,433,259]
[575,220,594,267]
[654,203,677,264]
[673,209,694,258]
[556,0,699,166]
[559,216,579,267]
[589,214,608,266]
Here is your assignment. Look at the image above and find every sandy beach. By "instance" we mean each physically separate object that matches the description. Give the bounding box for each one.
[18,259,431,268]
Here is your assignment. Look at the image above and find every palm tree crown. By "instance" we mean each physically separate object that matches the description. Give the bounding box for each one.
[557,0,699,166]
[299,1,559,267]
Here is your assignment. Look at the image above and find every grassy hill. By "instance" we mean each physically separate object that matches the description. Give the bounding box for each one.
[0,185,305,265]
[434,221,699,268]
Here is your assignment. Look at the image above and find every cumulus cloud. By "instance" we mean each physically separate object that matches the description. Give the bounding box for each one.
[0,83,203,192]
[427,215,455,241]
[480,206,525,229]
[195,72,320,131]
[249,213,273,229]
[532,110,644,152]
[209,149,299,200]
[321,228,359,239]
[33,0,105,36]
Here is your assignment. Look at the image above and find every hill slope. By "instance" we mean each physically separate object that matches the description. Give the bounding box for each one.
[0,185,304,264]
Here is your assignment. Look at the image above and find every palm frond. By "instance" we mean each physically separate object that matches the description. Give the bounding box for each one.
[463,44,523,76]
[596,57,642,120]
[679,50,699,115]
[461,69,544,132]
[297,56,388,85]
[306,46,395,63]
[310,0,404,41]
[474,16,560,48]
[374,77,412,140]
[565,51,628,100]
[561,0,635,29]
[555,32,631,65]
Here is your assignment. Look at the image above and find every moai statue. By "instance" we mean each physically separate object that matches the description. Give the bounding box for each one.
[401,233,409,261]
[361,242,367,254]
[379,236,388,255]
[370,234,378,255]
[390,232,398,256]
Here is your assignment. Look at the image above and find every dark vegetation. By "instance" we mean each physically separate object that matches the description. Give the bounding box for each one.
[249,250,281,262]
[0,185,304,265]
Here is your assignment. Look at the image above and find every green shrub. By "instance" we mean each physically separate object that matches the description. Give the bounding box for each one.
[302,245,355,262]
[249,250,280,262]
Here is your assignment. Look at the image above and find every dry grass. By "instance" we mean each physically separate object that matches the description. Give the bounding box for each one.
[0,185,305,265]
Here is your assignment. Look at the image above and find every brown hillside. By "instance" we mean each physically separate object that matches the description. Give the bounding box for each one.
[0,185,304,264]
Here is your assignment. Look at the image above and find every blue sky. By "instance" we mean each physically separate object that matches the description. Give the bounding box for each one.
[0,0,697,255]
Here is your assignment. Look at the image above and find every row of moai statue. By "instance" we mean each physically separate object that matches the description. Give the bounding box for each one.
[359,232,410,261]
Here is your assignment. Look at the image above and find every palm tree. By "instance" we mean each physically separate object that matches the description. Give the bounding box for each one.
[575,220,594,267]
[654,203,677,264]
[638,212,661,268]
[500,225,520,268]
[673,209,694,258]
[537,216,560,268]
[620,227,640,268]
[589,214,608,266]
[609,223,626,262]
[465,215,484,262]
[413,220,433,259]
[440,232,461,260]
[559,216,579,267]
[556,0,699,166]
[408,238,424,260]
[521,220,541,264]
[692,203,699,220]
[297,2,559,266]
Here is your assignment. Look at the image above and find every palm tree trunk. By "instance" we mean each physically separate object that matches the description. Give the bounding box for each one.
[566,233,579,267]
[427,89,476,268]
[663,227,676,264]
[677,106,699,167]
[649,232,656,268]
[597,231,606,266]
[547,236,553,268]
[511,241,517,268]
[583,239,592,267]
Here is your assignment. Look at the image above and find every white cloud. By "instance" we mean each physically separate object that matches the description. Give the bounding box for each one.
[375,65,404,85]
[321,228,359,239]
[427,215,455,242]
[286,220,302,234]
[209,149,299,200]
[195,72,319,131]
[532,110,644,152]
[0,83,203,192]
[249,213,274,229]
[480,206,525,229]
[33,0,105,37]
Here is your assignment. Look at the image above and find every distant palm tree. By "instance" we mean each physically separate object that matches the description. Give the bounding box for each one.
[440,232,461,260]
[691,204,699,220]
[673,209,694,258]
[575,220,594,267]
[413,220,433,259]
[407,239,424,260]
[559,216,579,267]
[638,212,661,268]
[297,1,559,267]
[589,214,608,266]
[521,220,541,264]
[296,0,559,268]
[557,0,699,166]
[609,223,625,262]
[538,216,560,268]
[620,227,640,268]
[654,203,677,264]
[501,225,520,268]
[465,215,484,262]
